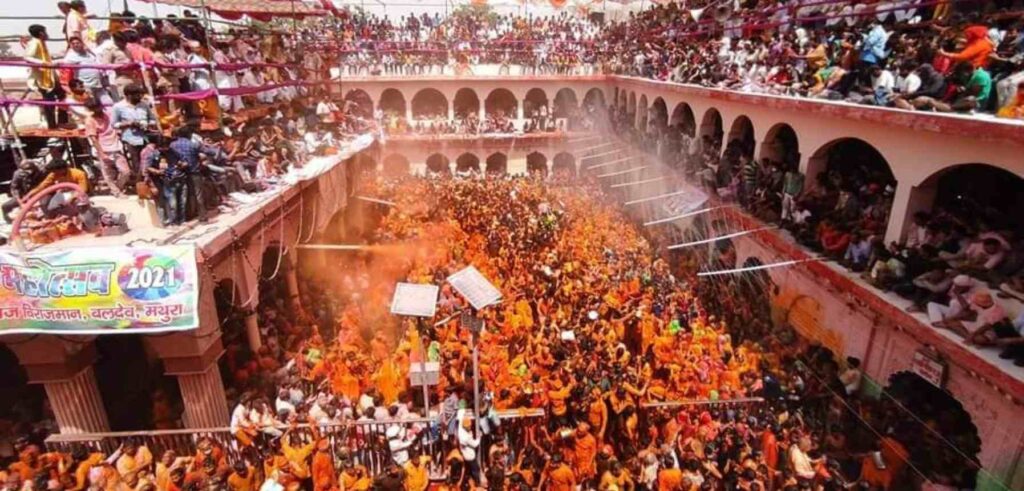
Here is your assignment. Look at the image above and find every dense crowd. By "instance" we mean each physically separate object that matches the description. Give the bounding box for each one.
[0,170,987,490]
[9,2,378,242]
[613,82,1024,370]
[601,1,1024,118]
[317,2,1023,118]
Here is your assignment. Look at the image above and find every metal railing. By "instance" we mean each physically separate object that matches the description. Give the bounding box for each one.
[44,409,547,478]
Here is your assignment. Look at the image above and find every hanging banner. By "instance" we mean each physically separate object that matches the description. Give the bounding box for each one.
[0,246,200,335]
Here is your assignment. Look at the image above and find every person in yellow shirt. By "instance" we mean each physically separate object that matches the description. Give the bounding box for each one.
[153,450,192,491]
[24,25,66,129]
[281,430,316,484]
[29,158,91,219]
[599,460,635,491]
[338,458,371,490]
[115,442,153,487]
[402,454,430,491]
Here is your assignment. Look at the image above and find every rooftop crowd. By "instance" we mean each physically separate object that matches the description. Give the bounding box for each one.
[9,1,377,242]
[312,0,1023,118]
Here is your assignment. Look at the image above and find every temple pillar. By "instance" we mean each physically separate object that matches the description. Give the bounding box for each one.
[177,364,230,428]
[144,270,229,428]
[244,311,262,351]
[44,366,110,434]
[284,254,303,318]
[4,336,110,434]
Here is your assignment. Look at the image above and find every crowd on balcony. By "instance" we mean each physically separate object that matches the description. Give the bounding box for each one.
[600,1,1024,118]
[614,87,1024,369]
[312,0,1022,118]
[8,4,378,243]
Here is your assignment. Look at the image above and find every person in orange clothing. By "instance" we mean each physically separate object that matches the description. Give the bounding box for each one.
[542,453,576,491]
[939,25,995,69]
[599,459,635,490]
[227,460,256,491]
[859,435,910,490]
[656,456,684,491]
[586,388,609,441]
[7,443,41,483]
[761,424,780,472]
[572,423,599,484]
[547,375,574,429]
[68,446,105,491]
[311,438,337,491]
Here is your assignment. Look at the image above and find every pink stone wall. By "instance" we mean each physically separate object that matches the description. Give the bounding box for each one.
[732,234,1024,488]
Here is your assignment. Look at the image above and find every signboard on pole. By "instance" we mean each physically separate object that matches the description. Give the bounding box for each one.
[390,282,439,318]
[0,246,199,335]
[447,265,502,310]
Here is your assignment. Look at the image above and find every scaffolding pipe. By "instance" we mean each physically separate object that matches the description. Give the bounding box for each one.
[606,176,663,188]
[623,189,688,206]
[596,165,647,178]
[666,226,777,250]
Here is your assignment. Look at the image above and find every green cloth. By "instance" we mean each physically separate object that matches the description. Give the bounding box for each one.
[968,68,992,105]
[782,171,804,196]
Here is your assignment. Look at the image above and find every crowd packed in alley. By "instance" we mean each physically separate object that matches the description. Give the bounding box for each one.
[0,170,981,490]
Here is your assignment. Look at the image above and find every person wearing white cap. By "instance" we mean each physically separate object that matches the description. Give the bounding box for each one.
[927,274,975,326]
[387,424,418,466]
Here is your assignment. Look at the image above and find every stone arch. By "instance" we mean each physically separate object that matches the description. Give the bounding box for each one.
[426,153,451,174]
[670,102,696,137]
[583,87,605,111]
[523,88,549,119]
[637,95,649,132]
[456,153,481,173]
[382,154,410,176]
[485,152,508,174]
[618,90,628,112]
[378,88,407,117]
[526,151,548,176]
[485,88,517,118]
[454,88,480,118]
[553,152,576,177]
[343,89,373,118]
[648,97,668,132]
[807,138,895,236]
[883,371,981,489]
[699,108,724,155]
[410,88,448,119]
[725,115,756,159]
[899,164,1024,240]
[760,123,800,167]
[553,88,579,119]
[806,137,894,190]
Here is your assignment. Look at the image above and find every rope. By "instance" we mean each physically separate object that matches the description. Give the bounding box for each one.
[263,196,288,282]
